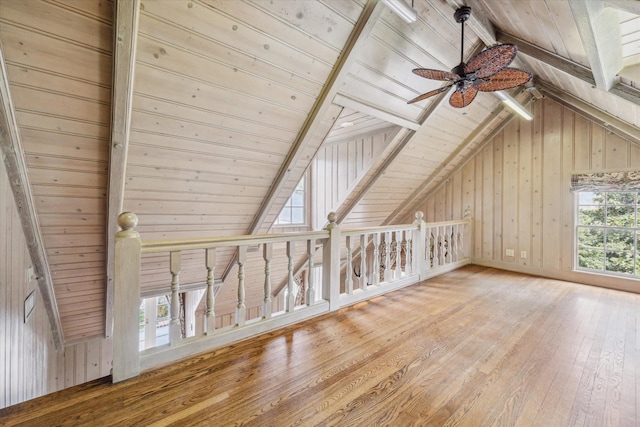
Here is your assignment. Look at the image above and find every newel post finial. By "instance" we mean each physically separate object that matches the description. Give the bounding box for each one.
[326,212,337,230]
[414,211,425,225]
[117,212,139,237]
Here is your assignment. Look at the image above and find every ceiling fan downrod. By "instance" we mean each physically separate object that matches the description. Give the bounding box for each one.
[454,6,471,67]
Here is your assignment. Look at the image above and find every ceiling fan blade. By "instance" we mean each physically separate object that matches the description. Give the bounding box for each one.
[449,86,478,108]
[412,68,459,81]
[407,85,452,104]
[475,68,533,92]
[464,44,517,79]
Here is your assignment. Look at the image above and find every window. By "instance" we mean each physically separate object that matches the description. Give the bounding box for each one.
[576,191,638,277]
[139,296,171,350]
[275,176,306,225]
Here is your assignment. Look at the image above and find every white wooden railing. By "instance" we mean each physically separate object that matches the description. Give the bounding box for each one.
[112,211,470,382]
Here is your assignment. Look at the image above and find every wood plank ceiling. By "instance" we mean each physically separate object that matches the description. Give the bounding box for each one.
[0,0,639,344]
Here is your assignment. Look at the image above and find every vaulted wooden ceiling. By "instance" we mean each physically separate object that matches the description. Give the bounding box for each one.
[0,0,639,346]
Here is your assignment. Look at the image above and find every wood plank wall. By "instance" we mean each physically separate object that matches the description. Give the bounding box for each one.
[311,128,395,229]
[412,97,640,292]
[0,152,57,409]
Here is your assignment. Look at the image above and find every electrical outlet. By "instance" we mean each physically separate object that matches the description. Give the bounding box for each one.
[505,249,515,257]
[521,251,527,259]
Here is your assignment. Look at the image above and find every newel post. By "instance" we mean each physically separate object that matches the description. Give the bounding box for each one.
[323,212,341,311]
[412,212,426,280]
[112,212,142,382]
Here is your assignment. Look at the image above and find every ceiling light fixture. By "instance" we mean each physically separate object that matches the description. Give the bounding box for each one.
[494,91,533,121]
[382,0,417,24]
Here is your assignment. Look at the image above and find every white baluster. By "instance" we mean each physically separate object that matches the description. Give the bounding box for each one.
[205,248,216,335]
[236,246,247,326]
[306,239,316,305]
[373,233,380,286]
[405,230,412,275]
[425,226,432,270]
[384,231,391,282]
[360,234,368,289]
[345,236,353,295]
[286,241,295,312]
[263,243,272,319]
[452,225,458,262]
[438,227,444,266]
[395,230,402,279]
[169,251,181,345]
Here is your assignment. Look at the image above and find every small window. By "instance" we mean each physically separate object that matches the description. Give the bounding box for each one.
[576,191,638,277]
[275,176,306,225]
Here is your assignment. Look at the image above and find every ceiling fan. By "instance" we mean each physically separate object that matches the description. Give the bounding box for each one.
[407,6,532,108]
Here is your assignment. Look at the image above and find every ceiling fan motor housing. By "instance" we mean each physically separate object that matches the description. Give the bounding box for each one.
[454,6,471,23]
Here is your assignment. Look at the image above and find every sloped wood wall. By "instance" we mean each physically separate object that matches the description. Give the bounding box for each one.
[311,128,396,228]
[413,97,640,292]
[0,0,113,342]
[1,154,57,409]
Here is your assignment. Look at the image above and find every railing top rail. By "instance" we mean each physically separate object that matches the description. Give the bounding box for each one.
[342,224,417,236]
[140,230,329,253]
[423,219,470,227]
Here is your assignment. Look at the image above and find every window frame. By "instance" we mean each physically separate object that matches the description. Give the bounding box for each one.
[274,175,308,227]
[575,190,639,279]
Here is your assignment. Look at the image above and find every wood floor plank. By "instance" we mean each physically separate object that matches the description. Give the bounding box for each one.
[1,266,639,426]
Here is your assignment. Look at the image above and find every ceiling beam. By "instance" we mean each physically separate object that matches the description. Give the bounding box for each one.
[537,80,640,145]
[497,30,596,86]
[0,41,64,350]
[105,0,140,337]
[497,30,640,106]
[569,0,622,91]
[333,93,420,131]
[604,0,640,15]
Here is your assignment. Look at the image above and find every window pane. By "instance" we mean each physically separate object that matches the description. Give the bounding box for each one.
[578,248,604,271]
[607,192,635,205]
[605,251,634,275]
[578,227,604,248]
[579,191,605,205]
[291,190,304,207]
[606,206,634,227]
[606,228,634,251]
[291,207,304,224]
[278,209,292,224]
[579,206,604,226]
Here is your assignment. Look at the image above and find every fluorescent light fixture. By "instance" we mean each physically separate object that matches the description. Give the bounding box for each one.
[382,0,417,24]
[494,91,533,121]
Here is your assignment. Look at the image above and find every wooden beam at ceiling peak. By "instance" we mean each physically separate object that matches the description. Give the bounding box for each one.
[0,40,64,350]
[604,0,640,16]
[106,0,140,338]
[497,30,640,107]
[569,0,622,91]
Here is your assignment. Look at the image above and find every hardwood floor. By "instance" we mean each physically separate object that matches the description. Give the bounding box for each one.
[2,265,640,426]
